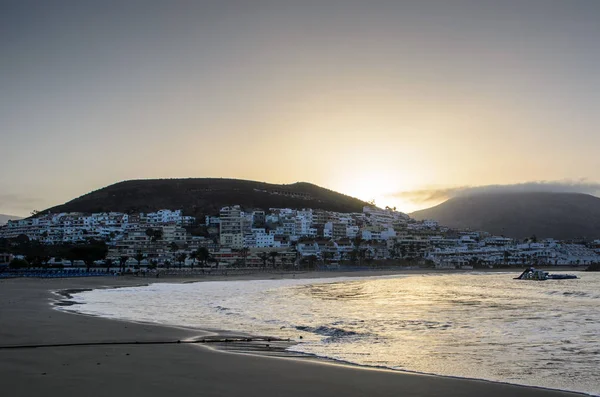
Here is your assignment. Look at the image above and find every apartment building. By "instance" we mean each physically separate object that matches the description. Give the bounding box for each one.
[219,206,245,248]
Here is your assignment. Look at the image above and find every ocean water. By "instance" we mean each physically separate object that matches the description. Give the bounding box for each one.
[60,272,600,395]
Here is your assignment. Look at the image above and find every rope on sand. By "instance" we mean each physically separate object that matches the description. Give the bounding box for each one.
[0,337,292,350]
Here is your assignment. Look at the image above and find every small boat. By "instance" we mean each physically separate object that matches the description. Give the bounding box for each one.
[515,267,578,281]
[516,267,548,280]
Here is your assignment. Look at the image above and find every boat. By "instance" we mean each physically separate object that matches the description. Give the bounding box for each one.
[515,268,548,280]
[515,267,578,281]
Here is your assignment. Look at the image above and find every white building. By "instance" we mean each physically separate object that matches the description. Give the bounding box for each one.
[219,206,245,249]
[423,219,439,228]
[245,228,279,248]
[346,225,360,238]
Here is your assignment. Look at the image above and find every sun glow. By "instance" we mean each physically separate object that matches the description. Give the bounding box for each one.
[336,170,400,209]
[331,168,436,214]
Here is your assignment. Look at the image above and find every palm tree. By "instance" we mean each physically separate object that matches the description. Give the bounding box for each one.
[307,254,317,270]
[176,253,187,269]
[135,251,145,267]
[351,236,364,263]
[259,252,269,268]
[350,249,358,265]
[240,247,250,267]
[208,254,219,269]
[169,242,179,263]
[196,247,210,267]
[269,251,279,268]
[119,255,129,273]
[399,245,407,260]
[408,242,416,260]
[189,250,197,270]
[293,246,300,267]
[364,248,374,265]
[359,248,368,266]
[389,243,398,259]
[105,258,113,273]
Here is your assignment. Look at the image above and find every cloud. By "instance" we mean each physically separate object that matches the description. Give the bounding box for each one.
[392,180,600,205]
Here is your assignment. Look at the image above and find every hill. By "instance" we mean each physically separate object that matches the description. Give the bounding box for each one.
[410,192,600,240]
[40,178,369,218]
[0,214,23,225]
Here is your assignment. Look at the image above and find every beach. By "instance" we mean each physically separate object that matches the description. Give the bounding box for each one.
[0,273,585,397]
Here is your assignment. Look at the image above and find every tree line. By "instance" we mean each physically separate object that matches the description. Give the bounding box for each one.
[1,235,107,271]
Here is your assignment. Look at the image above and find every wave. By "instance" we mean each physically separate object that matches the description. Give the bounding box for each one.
[294,325,365,340]
[544,290,599,299]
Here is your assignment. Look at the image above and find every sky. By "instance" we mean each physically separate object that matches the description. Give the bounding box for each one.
[2,0,600,216]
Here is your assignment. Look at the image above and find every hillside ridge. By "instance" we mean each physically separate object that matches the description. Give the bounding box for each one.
[411,191,600,240]
[40,178,369,218]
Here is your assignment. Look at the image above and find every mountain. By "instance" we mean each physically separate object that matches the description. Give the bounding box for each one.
[40,178,369,218]
[410,192,600,240]
[0,214,22,225]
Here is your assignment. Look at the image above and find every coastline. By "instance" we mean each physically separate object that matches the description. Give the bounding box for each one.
[0,274,587,397]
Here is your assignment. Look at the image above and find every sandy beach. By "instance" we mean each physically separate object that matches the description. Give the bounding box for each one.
[0,272,585,397]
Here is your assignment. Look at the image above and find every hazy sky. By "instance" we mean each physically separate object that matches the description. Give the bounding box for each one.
[2,0,600,216]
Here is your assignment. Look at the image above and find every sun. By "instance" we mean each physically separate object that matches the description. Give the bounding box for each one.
[337,171,396,206]
[332,169,429,214]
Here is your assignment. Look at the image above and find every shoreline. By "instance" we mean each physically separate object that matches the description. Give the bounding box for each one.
[0,274,587,397]
[54,270,592,396]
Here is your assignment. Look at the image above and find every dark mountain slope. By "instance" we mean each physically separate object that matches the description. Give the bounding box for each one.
[41,178,368,218]
[410,192,600,240]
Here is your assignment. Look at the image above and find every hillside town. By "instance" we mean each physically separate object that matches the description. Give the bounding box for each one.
[2,205,600,271]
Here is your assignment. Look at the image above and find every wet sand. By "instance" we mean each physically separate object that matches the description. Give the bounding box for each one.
[0,275,585,397]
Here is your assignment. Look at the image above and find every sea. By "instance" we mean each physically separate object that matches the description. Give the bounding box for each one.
[59,272,600,395]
